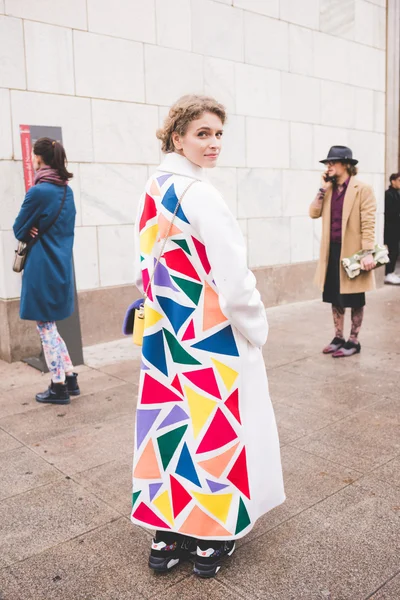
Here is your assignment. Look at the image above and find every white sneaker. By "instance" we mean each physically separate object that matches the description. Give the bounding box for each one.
[384,272,400,285]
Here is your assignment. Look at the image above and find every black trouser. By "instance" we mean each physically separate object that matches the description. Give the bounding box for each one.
[384,225,400,274]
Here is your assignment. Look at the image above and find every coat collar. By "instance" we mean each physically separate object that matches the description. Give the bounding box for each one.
[158,152,205,181]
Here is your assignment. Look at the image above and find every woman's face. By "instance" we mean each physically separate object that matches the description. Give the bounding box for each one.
[172,112,223,169]
[31,151,43,171]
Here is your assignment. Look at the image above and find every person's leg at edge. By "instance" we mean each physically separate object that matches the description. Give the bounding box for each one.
[55,327,80,396]
[323,305,345,354]
[35,322,70,404]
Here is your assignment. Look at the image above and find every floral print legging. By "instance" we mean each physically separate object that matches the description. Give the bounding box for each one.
[36,321,74,383]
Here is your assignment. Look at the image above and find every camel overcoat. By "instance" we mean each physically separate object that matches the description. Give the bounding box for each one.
[309,177,376,295]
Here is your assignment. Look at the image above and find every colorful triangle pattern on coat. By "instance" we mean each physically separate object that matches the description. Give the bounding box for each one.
[192,326,239,357]
[175,442,201,487]
[162,183,190,224]
[142,330,168,377]
[183,367,221,399]
[156,295,195,334]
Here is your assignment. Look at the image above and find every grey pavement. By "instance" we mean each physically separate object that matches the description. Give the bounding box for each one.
[0,286,400,600]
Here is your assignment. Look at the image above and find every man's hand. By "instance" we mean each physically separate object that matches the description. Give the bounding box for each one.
[360,253,375,271]
[29,227,38,238]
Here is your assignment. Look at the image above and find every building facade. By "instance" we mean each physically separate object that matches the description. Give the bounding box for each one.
[0,0,396,361]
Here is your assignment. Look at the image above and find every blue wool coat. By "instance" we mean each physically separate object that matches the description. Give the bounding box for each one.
[13,183,76,322]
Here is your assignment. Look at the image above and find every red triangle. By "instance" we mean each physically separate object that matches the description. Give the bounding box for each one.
[196,408,237,454]
[192,237,211,274]
[163,248,200,281]
[142,268,153,301]
[182,319,195,341]
[141,373,183,405]
[227,447,250,499]
[132,501,171,529]
[139,193,157,232]
[225,389,241,424]
[170,474,192,518]
[183,368,221,399]
[171,375,183,395]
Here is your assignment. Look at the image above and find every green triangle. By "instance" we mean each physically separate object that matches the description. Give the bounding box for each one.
[174,239,191,255]
[235,497,251,534]
[157,425,188,470]
[132,490,141,508]
[171,276,203,306]
[163,328,201,365]
[140,255,144,262]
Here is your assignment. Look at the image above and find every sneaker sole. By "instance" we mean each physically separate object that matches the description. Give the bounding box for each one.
[35,398,71,405]
[68,390,81,396]
[148,556,180,572]
[194,543,236,578]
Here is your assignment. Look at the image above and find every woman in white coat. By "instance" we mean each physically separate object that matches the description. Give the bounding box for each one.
[131,95,285,578]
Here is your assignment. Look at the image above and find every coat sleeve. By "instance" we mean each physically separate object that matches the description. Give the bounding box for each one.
[384,189,399,220]
[360,185,377,250]
[309,191,325,219]
[133,193,145,294]
[13,187,43,242]
[182,181,268,348]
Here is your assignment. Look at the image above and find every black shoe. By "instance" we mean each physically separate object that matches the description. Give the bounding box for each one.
[194,540,236,578]
[148,531,196,573]
[322,337,345,354]
[36,382,70,405]
[66,372,80,396]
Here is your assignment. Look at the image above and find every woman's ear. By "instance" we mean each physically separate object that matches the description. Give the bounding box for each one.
[172,132,182,151]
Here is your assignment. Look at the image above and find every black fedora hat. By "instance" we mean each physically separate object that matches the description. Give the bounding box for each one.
[320,145,358,166]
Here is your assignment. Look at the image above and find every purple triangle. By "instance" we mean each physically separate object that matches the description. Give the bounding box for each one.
[141,361,150,371]
[157,405,189,430]
[206,479,229,493]
[149,482,163,502]
[153,259,179,291]
[157,173,172,186]
[136,409,160,449]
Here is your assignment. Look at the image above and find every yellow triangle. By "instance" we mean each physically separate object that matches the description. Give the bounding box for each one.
[192,491,233,524]
[153,489,174,525]
[140,224,158,255]
[211,358,238,392]
[144,305,163,329]
[184,385,217,439]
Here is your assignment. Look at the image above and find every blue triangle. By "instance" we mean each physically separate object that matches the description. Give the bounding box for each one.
[162,183,190,224]
[191,326,239,357]
[156,296,194,334]
[176,442,201,487]
[157,405,189,430]
[206,479,229,493]
[142,330,168,376]
[149,482,163,501]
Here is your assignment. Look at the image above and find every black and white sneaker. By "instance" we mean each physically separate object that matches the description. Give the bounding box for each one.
[148,531,196,573]
[193,540,236,578]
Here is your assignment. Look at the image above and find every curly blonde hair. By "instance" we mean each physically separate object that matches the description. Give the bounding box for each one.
[156,95,227,154]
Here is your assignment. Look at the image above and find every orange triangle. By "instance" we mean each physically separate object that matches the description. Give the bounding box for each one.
[158,213,182,241]
[203,282,227,331]
[198,442,239,478]
[133,439,161,479]
[150,179,160,197]
[179,505,232,537]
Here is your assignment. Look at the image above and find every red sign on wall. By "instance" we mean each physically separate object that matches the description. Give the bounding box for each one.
[19,125,63,192]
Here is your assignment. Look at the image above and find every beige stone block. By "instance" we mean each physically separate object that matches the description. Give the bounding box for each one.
[0,16,25,89]
[0,161,25,231]
[355,0,385,49]
[155,0,191,51]
[145,45,203,106]
[204,57,235,113]
[4,0,87,29]
[246,118,290,169]
[233,0,279,17]
[73,227,100,291]
[320,0,355,40]
[320,81,355,129]
[87,0,156,43]
[0,1,4,13]
[348,130,385,174]
[74,31,144,102]
[206,167,237,216]
[314,32,352,84]
[68,163,82,227]
[244,11,289,71]
[289,24,314,77]
[354,87,374,131]
[24,21,74,95]
[237,168,282,218]
[0,89,12,159]
[11,91,93,163]
[280,0,320,29]
[191,0,243,61]
[282,73,320,125]
[350,42,385,91]
[235,63,280,119]
[282,170,318,217]
[92,100,159,164]
[248,217,291,268]
[313,125,350,167]
[218,114,246,168]
[374,91,385,133]
[290,216,314,263]
[98,225,135,286]
[290,122,314,170]
[0,231,22,299]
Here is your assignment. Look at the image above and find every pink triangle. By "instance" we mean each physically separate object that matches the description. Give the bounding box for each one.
[227,447,250,499]
[192,237,211,274]
[141,373,183,405]
[132,501,171,529]
[196,408,237,454]
[142,268,153,301]
[225,389,241,424]
[139,194,157,232]
[183,368,221,399]
[171,374,183,395]
[182,320,195,341]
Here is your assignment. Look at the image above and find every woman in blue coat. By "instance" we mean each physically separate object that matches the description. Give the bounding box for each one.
[13,137,80,404]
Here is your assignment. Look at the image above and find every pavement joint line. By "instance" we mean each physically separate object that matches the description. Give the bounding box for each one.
[364,567,400,599]
[281,444,365,477]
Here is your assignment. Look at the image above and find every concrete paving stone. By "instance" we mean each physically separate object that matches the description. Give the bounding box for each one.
[73,453,133,516]
[267,366,320,402]
[371,456,400,489]
[219,476,400,600]
[367,395,400,423]
[273,401,332,437]
[370,572,400,599]
[0,446,62,501]
[0,382,136,445]
[97,359,141,385]
[0,362,44,392]
[0,380,54,419]
[277,423,305,446]
[0,428,21,453]
[148,576,244,600]
[292,408,400,472]
[0,518,193,600]
[0,479,119,567]
[69,368,127,397]
[31,414,135,475]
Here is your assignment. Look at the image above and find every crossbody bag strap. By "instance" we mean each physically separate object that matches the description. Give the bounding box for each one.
[24,185,68,253]
[144,179,197,301]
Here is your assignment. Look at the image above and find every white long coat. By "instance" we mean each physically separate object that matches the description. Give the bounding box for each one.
[131,152,285,540]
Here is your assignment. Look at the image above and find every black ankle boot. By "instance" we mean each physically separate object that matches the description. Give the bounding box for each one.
[66,372,80,396]
[36,382,70,405]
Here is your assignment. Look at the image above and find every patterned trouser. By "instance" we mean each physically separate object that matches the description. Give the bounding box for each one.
[36,321,74,383]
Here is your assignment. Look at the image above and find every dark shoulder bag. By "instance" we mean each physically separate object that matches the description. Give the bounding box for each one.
[13,186,67,273]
